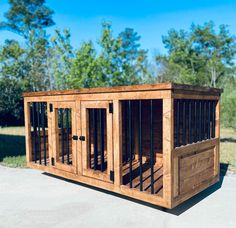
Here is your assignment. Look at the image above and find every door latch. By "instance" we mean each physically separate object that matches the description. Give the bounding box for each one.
[79,136,85,141]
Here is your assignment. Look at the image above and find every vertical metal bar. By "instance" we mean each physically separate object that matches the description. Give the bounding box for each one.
[139,100,143,191]
[199,100,202,141]
[212,100,216,138]
[182,100,186,145]
[188,100,192,144]
[123,101,128,163]
[208,101,211,139]
[32,102,37,163]
[176,100,180,147]
[194,100,197,143]
[93,109,98,170]
[150,100,154,194]
[36,102,41,164]
[99,109,105,171]
[203,100,206,140]
[41,102,47,166]
[60,109,64,163]
[128,100,133,188]
[88,109,92,168]
[66,108,70,164]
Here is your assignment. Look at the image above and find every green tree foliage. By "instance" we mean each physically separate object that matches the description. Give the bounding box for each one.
[221,77,236,130]
[50,28,74,90]
[0,0,55,38]
[156,22,236,87]
[69,21,148,88]
[0,78,23,126]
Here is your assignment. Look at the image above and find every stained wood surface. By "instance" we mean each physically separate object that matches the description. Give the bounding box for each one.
[23,83,223,97]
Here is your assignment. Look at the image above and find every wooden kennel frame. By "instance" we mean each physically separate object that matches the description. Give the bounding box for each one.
[23,83,222,209]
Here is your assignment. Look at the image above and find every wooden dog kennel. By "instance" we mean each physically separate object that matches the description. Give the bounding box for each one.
[23,83,222,209]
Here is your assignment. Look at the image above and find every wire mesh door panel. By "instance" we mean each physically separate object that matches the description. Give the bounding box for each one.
[52,102,77,173]
[81,101,113,183]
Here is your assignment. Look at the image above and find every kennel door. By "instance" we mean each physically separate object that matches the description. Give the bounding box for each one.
[81,101,113,183]
[51,101,77,173]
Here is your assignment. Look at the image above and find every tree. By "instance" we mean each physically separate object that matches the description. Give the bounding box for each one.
[69,41,100,88]
[50,28,74,89]
[0,78,23,126]
[0,0,55,39]
[117,28,148,85]
[156,22,236,87]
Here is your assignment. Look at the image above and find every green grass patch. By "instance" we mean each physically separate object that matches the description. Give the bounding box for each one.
[220,128,236,171]
[0,126,26,168]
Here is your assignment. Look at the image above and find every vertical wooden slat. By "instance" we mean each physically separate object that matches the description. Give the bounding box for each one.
[214,100,220,177]
[163,96,174,208]
[24,100,32,164]
[113,100,122,186]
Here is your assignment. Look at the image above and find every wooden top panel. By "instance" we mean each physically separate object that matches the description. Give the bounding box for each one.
[22,83,223,97]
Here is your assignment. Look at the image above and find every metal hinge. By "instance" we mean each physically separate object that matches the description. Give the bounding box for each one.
[49,104,53,112]
[110,170,114,182]
[109,103,113,114]
[51,157,55,166]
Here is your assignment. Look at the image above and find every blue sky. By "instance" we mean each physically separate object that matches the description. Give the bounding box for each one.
[0,0,236,58]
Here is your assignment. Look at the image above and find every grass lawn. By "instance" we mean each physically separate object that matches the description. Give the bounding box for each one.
[0,126,236,173]
[0,126,26,168]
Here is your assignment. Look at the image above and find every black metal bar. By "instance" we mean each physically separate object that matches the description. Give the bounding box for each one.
[182,100,186,145]
[199,100,202,141]
[123,101,128,163]
[93,109,98,170]
[60,109,64,163]
[139,100,143,191]
[203,100,206,140]
[99,109,105,171]
[37,102,41,164]
[194,100,197,143]
[32,102,37,163]
[150,100,154,194]
[212,101,216,138]
[176,100,180,147]
[65,108,70,164]
[188,100,192,144]
[88,109,92,168]
[208,101,211,139]
[128,100,133,188]
[41,102,47,166]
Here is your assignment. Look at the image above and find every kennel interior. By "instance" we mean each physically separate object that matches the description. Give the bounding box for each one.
[23,83,222,208]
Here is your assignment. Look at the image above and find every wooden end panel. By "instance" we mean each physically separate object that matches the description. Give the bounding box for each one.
[179,148,214,195]
[172,139,219,208]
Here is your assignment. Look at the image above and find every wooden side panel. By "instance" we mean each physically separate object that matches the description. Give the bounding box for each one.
[172,138,219,207]
[179,148,214,195]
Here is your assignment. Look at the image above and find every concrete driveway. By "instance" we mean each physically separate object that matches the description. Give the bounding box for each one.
[0,165,235,228]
